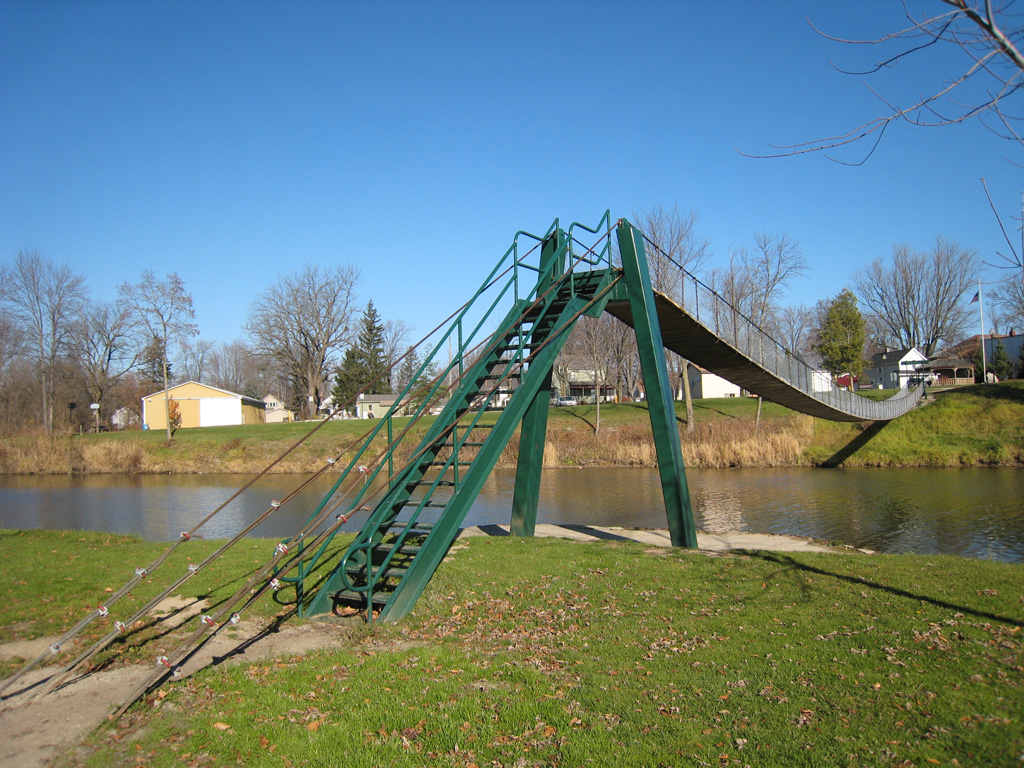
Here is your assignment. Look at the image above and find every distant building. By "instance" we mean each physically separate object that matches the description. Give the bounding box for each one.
[553,355,614,403]
[942,331,1024,366]
[263,394,295,423]
[686,366,740,399]
[142,382,266,430]
[916,357,974,386]
[865,348,927,389]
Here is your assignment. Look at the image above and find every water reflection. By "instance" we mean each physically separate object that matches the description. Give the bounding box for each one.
[0,468,1020,562]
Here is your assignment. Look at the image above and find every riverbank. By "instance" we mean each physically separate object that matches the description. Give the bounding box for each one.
[1,529,1021,767]
[1,382,1021,474]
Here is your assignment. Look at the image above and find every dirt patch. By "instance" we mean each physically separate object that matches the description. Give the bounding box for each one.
[0,606,363,768]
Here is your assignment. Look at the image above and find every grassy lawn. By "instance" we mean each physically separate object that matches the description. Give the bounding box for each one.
[2,531,1019,766]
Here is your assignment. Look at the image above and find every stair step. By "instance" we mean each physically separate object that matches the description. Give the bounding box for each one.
[333,588,388,606]
[346,563,409,581]
[399,499,448,508]
[375,542,422,556]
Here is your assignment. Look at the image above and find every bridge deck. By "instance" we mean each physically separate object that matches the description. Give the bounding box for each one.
[603,278,922,422]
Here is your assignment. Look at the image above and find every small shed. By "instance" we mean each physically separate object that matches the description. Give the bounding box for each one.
[142,382,266,430]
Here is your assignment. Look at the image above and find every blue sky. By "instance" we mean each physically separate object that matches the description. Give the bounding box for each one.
[2,1,1020,346]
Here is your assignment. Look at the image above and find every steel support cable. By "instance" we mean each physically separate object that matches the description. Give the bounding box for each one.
[111,522,341,719]
[26,266,520,699]
[111,253,617,719]
[33,457,359,699]
[11,239,544,706]
[81,233,571,713]
[0,536,193,698]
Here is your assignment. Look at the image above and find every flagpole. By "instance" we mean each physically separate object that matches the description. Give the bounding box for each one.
[977,279,988,383]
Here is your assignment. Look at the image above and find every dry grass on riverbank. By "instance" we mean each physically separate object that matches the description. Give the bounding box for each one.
[2,383,1021,474]
[511,415,814,468]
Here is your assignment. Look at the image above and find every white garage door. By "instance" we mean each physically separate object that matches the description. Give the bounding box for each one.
[200,397,241,427]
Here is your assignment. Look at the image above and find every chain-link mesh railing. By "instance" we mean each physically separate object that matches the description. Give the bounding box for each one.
[646,240,924,422]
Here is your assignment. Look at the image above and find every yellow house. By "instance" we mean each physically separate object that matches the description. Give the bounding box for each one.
[142,381,266,430]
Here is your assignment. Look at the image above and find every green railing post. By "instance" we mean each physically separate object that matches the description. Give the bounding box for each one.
[616,220,698,548]
[510,229,565,537]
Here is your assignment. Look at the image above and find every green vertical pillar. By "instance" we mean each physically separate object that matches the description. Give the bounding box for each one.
[510,231,564,537]
[616,220,698,548]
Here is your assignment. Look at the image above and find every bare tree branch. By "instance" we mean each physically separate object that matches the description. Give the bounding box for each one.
[746,2,1024,163]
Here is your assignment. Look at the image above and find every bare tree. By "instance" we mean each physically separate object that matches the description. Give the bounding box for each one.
[72,300,143,425]
[563,314,620,436]
[756,2,1024,163]
[708,233,807,419]
[0,250,88,435]
[118,271,198,440]
[777,304,817,361]
[854,237,980,356]
[633,206,711,429]
[710,233,808,332]
[245,263,360,419]
[0,308,26,386]
[991,273,1024,330]
[206,339,270,395]
[178,338,215,384]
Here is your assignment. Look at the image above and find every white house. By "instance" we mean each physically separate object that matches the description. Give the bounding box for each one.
[866,348,927,389]
[686,366,741,399]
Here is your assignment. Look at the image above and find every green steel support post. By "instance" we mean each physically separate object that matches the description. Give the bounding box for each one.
[510,231,565,537]
[616,220,698,548]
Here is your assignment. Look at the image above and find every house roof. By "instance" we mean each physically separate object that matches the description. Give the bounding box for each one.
[868,348,924,366]
[919,357,973,370]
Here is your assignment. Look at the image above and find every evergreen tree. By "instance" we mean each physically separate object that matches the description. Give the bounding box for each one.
[813,289,866,381]
[990,340,1011,381]
[330,301,391,411]
[331,347,364,412]
[1018,344,1024,380]
[396,346,421,394]
[970,347,986,382]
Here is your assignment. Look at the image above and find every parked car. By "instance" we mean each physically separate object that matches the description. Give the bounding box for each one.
[553,396,578,407]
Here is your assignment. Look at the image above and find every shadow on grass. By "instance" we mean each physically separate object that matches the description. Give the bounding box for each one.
[692,403,738,420]
[748,550,1023,628]
[820,420,889,468]
[558,407,596,430]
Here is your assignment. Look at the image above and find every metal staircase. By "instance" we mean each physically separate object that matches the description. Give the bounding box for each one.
[305,268,617,620]
[282,213,700,623]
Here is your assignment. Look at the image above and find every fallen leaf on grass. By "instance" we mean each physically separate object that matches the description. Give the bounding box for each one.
[212,722,231,731]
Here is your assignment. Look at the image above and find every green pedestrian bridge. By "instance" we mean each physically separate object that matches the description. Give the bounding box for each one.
[5,213,925,716]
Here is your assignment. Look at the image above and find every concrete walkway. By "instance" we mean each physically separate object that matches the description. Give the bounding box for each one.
[459,524,861,554]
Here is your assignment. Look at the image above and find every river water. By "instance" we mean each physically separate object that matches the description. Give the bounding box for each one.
[0,467,1021,562]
